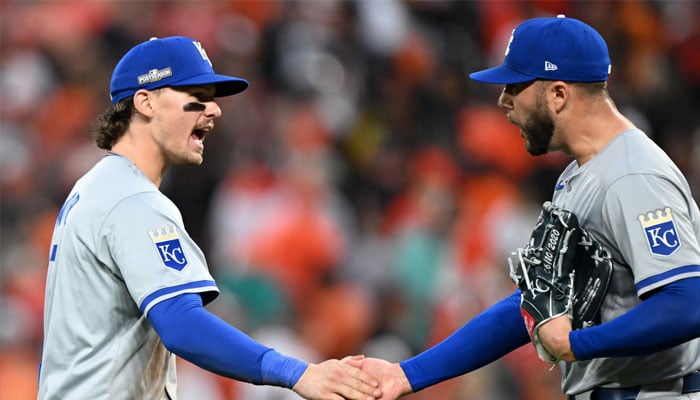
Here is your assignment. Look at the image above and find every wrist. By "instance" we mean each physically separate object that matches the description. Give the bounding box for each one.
[260,349,309,388]
[397,363,413,394]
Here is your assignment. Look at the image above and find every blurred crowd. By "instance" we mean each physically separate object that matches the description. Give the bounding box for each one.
[1,1,698,399]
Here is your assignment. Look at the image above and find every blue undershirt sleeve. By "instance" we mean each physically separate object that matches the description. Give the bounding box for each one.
[148,293,308,388]
[570,277,700,360]
[400,289,530,392]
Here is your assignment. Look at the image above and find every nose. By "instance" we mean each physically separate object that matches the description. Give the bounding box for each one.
[205,101,222,118]
[498,89,513,111]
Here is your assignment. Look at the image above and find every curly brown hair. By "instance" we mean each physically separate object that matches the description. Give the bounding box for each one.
[91,97,135,150]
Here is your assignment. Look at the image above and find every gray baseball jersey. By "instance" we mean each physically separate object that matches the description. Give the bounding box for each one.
[38,154,219,400]
[553,129,700,394]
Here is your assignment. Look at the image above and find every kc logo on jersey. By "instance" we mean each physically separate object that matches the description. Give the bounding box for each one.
[149,225,188,270]
[638,207,681,256]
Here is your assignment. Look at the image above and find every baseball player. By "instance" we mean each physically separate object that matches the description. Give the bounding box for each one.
[37,36,382,400]
[359,15,700,400]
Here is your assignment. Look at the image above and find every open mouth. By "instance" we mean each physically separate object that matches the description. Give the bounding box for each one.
[192,126,211,141]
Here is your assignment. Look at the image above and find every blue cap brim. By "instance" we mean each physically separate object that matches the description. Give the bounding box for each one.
[170,73,249,97]
[469,65,535,84]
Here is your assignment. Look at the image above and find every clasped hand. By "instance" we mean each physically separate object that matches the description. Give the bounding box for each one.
[538,315,577,362]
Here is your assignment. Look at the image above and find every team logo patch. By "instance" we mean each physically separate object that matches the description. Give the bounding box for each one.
[638,207,681,256]
[149,225,188,270]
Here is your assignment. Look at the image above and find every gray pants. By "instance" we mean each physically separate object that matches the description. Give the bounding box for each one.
[569,375,700,400]
[568,372,700,400]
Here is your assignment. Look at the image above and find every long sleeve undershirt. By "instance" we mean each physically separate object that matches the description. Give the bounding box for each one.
[571,276,700,360]
[402,277,700,392]
[400,290,530,391]
[148,292,307,388]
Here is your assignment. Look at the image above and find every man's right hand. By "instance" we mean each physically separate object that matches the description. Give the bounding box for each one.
[292,355,382,400]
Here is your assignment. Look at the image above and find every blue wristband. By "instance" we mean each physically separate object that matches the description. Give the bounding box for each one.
[260,349,309,388]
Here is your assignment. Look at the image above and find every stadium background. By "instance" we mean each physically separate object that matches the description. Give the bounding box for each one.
[0,1,698,399]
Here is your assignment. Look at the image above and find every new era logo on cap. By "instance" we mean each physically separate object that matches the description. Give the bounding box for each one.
[469,15,611,84]
[110,36,248,103]
[544,61,558,71]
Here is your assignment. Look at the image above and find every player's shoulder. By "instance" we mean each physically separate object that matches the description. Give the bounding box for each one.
[597,129,675,179]
[615,128,665,158]
[81,156,157,193]
[72,156,161,213]
[588,129,693,207]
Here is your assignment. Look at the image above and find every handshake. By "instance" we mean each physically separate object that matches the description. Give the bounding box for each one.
[292,355,411,400]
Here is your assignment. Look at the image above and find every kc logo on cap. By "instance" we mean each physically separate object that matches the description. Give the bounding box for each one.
[469,15,611,84]
[110,36,249,104]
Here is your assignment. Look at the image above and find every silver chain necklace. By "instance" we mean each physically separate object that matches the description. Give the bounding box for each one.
[107,151,137,167]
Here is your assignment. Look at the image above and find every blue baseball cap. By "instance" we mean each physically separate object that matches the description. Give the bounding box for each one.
[110,36,249,103]
[469,15,611,84]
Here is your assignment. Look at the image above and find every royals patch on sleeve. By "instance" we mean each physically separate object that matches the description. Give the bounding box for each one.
[148,225,189,270]
[638,207,681,256]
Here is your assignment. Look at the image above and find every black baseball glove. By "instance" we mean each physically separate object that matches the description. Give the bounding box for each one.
[508,202,613,363]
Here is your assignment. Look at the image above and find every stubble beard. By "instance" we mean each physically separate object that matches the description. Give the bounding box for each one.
[521,95,555,156]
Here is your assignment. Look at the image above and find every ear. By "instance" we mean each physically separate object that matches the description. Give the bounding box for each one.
[133,89,156,118]
[550,81,569,114]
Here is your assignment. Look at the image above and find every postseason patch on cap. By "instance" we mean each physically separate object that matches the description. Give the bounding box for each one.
[149,225,189,270]
[638,207,681,256]
[138,68,173,85]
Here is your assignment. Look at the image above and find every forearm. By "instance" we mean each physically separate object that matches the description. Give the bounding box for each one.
[571,277,700,360]
[148,293,307,387]
[400,290,530,391]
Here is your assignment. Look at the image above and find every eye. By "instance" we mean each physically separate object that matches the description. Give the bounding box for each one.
[504,80,535,96]
[194,91,215,102]
[181,85,216,102]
